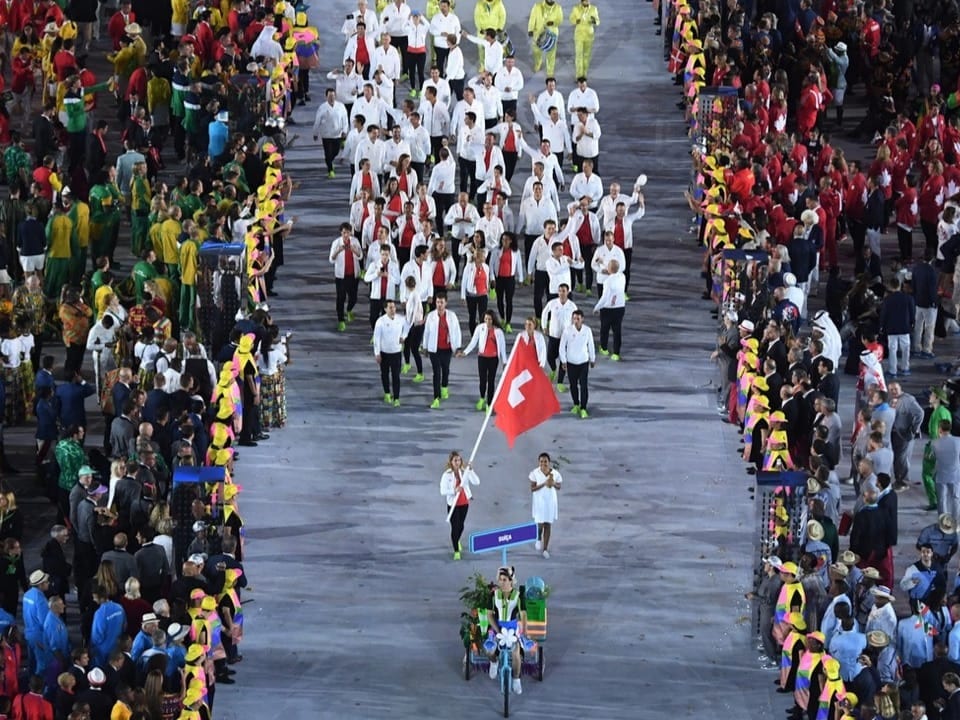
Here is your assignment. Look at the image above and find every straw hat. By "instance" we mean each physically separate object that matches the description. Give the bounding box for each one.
[807,520,825,541]
[124,22,142,35]
[867,630,890,648]
[839,550,860,566]
[940,513,956,534]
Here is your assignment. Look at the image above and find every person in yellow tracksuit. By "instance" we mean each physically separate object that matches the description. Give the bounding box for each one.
[569,0,599,80]
[130,162,152,257]
[159,206,183,281]
[178,229,201,332]
[473,0,506,68]
[65,192,91,285]
[44,204,76,299]
[528,0,563,76]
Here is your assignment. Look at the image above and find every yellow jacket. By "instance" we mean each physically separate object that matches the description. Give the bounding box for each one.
[109,46,138,76]
[69,201,90,249]
[528,1,564,38]
[474,0,505,31]
[148,221,164,256]
[147,76,172,112]
[570,3,599,36]
[172,0,189,25]
[45,212,75,260]
[179,238,200,286]
[159,218,182,265]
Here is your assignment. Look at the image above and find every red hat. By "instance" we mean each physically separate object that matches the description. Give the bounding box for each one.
[181,34,197,45]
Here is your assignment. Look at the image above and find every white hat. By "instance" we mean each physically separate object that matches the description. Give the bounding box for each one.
[168,623,190,642]
[87,668,106,686]
[29,570,49,586]
[870,585,895,601]
[835,42,847,53]
[634,174,648,189]
[188,553,207,565]
[216,110,229,122]
[141,612,158,626]
[739,319,755,332]
[801,209,819,225]
[124,22,142,35]
[192,521,207,533]
[43,22,59,34]
[765,555,784,569]
[783,272,797,287]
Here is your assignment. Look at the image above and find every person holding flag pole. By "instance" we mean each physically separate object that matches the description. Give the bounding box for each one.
[440,451,480,560]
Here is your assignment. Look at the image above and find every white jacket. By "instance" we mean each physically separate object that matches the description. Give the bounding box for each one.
[363,257,401,300]
[350,169,382,203]
[425,256,457,289]
[372,44,403,80]
[313,101,349,139]
[559,323,596,365]
[329,236,364,278]
[419,98,451,137]
[591,244,626,283]
[361,214,394,249]
[593,271,626,311]
[461,324,507,362]
[540,297,578,339]
[460,261,492,298]
[403,291,425,334]
[440,466,479,505]
[488,245,524,282]
[444,202,480,239]
[373,313,406,355]
[475,144,505,181]
[412,194,437,222]
[423,309,463,352]
[513,331,547,367]
[399,259,434,302]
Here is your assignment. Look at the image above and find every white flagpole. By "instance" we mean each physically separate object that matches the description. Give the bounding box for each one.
[447,335,521,523]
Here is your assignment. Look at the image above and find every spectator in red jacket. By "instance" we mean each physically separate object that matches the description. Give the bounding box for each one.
[107,0,136,51]
[11,675,53,720]
[895,176,919,261]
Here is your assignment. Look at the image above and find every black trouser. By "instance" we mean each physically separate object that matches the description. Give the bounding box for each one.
[64,343,85,378]
[68,131,86,172]
[477,355,498,404]
[524,234,537,261]
[101,412,114,452]
[465,294,487,333]
[173,115,186,159]
[408,51,426,89]
[435,46,449,75]
[430,136,444,161]
[369,297,384,330]
[624,248,633,292]
[450,78,464,101]
[897,226,914,261]
[922,220,938,255]
[553,152,564,179]
[73,539,98,592]
[600,306,625,354]
[533,269,548,318]
[404,324,425,373]
[850,219,866,270]
[391,35,408,73]
[430,349,452,399]
[504,151,518,181]
[502,99,517,119]
[546,337,565,383]
[495,276,515,323]
[412,161,425,181]
[458,157,478,197]
[434,192,454,224]
[566,361,589,409]
[379,351,402,398]
[448,503,468,551]
[321,138,341,172]
[484,117,498,131]
[397,246,411,268]
[335,276,359,322]
[297,67,311,100]
[240,388,258,442]
[582,245,595,289]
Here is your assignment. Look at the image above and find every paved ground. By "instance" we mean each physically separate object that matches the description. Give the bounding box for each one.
[3,2,951,718]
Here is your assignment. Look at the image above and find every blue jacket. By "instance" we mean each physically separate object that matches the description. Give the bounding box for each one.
[55,381,96,429]
[131,629,153,662]
[897,616,934,668]
[208,120,228,158]
[36,398,59,442]
[0,608,15,637]
[164,645,186,677]
[39,611,70,670]
[90,601,125,667]
[879,290,916,336]
[34,369,56,394]
[912,260,939,308]
[22,587,49,642]
[827,628,866,681]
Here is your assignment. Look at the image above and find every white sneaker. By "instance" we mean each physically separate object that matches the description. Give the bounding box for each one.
[512,678,522,695]
[535,540,543,551]
[489,662,498,680]
[542,550,550,559]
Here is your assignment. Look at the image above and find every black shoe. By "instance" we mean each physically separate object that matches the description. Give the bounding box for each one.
[746,467,757,475]
[238,440,258,447]
[304,94,312,102]
[775,687,791,693]
[226,668,237,675]
[216,676,236,684]
[267,289,279,297]
[255,433,271,441]
[2,465,19,475]
[287,117,298,125]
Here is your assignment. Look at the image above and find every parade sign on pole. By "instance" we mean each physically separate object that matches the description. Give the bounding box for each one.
[469,522,539,565]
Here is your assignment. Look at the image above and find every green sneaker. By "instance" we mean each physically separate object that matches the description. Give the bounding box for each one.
[624,293,630,301]
[401,363,412,375]
[611,354,621,361]
[369,337,374,345]
[458,541,462,551]
[393,398,401,407]
[347,310,355,322]
[580,409,589,419]
[441,387,450,400]
[476,398,486,411]
[338,321,346,332]
[453,551,461,560]
[549,371,556,382]
[585,289,592,296]
[430,398,441,409]
[327,170,336,178]
[571,405,580,415]
[384,393,393,403]
[572,164,579,173]
[599,348,610,356]
[576,283,585,294]
[400,73,409,81]
[412,373,425,383]
[504,323,513,333]
[556,383,567,393]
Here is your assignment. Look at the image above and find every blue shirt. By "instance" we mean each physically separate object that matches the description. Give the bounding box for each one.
[821,595,851,646]
[827,629,867,682]
[55,381,96,428]
[131,629,153,662]
[897,616,934,668]
[90,601,125,667]
[40,611,70,669]
[22,587,49,641]
[208,120,228,158]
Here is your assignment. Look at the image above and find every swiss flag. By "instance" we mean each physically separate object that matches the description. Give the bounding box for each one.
[493,343,560,447]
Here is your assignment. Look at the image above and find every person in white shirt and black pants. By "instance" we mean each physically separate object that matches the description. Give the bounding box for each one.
[489,231,524,332]
[313,89,350,178]
[329,223,364,331]
[364,245,400,330]
[374,299,405,406]
[460,247,491,333]
[541,284,576,389]
[593,259,625,360]
[458,309,507,411]
[402,274,426,382]
[559,310,596,419]
[439,451,479,560]
[423,293,462,408]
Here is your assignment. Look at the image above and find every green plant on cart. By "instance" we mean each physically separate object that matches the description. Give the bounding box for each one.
[459,571,495,649]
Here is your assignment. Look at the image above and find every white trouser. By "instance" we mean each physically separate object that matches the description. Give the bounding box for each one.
[913,306,937,354]
[886,333,910,375]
